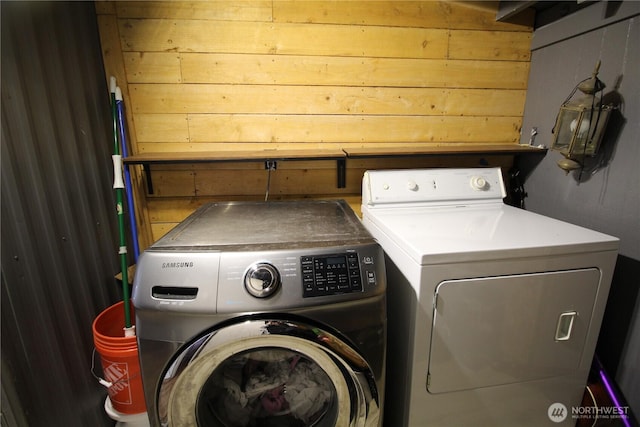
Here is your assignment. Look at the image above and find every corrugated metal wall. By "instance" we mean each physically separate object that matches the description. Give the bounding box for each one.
[1,2,127,425]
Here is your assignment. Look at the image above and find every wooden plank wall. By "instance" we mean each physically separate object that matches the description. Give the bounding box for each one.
[95,1,533,248]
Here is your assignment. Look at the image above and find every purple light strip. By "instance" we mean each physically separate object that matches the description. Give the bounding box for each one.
[599,368,632,427]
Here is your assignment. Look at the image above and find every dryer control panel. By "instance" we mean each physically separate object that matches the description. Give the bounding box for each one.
[362,167,506,207]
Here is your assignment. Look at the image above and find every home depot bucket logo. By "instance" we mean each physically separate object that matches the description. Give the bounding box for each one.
[102,359,133,404]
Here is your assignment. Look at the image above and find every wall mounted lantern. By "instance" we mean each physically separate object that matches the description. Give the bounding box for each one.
[551,61,613,174]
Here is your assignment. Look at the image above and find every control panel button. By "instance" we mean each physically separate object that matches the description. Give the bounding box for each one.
[366,271,376,284]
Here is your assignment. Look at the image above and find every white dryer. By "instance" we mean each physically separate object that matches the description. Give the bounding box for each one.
[360,167,618,426]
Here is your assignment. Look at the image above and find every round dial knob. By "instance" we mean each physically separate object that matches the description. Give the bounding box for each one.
[407,180,418,191]
[470,176,488,191]
[244,263,281,298]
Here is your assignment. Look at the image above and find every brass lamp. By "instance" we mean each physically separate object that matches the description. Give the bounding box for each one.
[551,61,613,174]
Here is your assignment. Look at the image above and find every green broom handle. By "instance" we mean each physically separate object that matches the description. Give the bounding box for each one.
[110,76,132,332]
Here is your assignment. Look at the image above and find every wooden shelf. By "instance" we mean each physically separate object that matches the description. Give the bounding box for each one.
[123,148,346,164]
[124,145,547,194]
[343,144,547,158]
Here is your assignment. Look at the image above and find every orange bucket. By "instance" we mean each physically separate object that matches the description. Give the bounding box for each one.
[92,301,146,414]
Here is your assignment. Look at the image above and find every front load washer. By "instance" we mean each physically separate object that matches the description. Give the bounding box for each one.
[132,200,385,427]
[360,168,618,426]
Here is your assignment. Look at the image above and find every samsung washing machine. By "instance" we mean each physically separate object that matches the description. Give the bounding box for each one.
[132,200,386,427]
[361,168,619,426]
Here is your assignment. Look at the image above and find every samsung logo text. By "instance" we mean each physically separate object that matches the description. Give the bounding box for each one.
[162,262,194,268]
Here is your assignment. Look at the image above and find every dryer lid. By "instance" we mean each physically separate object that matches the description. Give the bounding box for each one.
[362,203,619,265]
[361,168,618,264]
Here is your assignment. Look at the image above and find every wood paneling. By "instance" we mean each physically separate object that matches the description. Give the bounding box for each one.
[96,1,534,246]
[115,1,274,21]
[129,84,525,114]
[184,114,521,144]
[118,20,450,58]
[272,1,533,31]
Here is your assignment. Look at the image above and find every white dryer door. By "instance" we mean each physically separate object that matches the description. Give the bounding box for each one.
[428,268,600,394]
[158,317,380,427]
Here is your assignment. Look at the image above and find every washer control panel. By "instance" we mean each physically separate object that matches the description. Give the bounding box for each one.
[301,252,370,297]
[135,243,384,313]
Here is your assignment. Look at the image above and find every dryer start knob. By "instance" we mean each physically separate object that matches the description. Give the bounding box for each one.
[470,176,488,191]
[244,263,281,298]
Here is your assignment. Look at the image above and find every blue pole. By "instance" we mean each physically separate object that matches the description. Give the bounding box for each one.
[115,87,140,262]
[109,78,131,331]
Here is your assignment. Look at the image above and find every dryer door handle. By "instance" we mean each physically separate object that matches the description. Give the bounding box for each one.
[554,311,577,341]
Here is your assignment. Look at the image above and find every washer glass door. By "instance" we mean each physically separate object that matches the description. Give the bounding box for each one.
[158,318,379,427]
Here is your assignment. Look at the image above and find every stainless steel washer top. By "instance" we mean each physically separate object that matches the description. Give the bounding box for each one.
[134,200,383,313]
[151,199,374,250]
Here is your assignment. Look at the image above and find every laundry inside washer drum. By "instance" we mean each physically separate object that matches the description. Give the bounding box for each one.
[197,348,336,426]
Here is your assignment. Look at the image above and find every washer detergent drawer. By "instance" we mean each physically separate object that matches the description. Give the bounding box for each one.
[427,268,600,394]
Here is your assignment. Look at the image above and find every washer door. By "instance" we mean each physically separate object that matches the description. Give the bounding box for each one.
[158,318,380,427]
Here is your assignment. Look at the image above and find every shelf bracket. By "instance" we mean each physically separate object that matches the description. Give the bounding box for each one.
[142,163,154,194]
[337,158,346,188]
